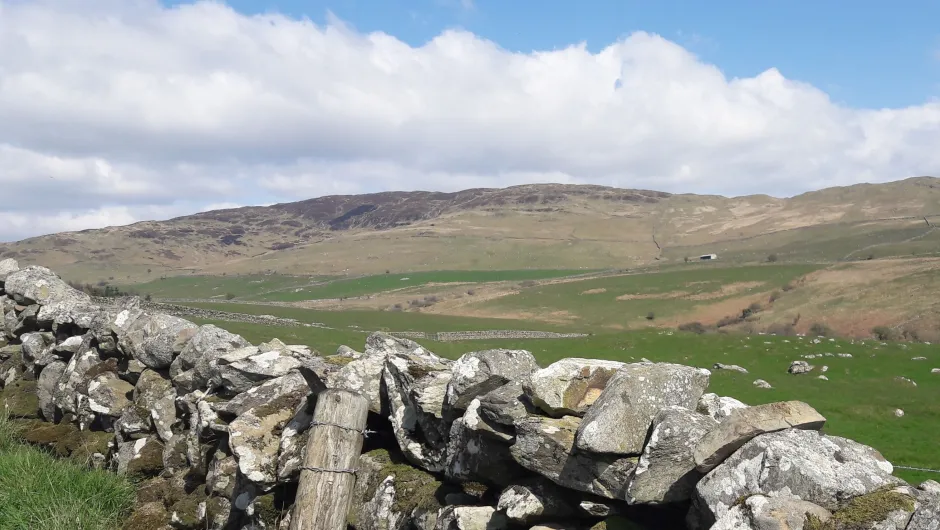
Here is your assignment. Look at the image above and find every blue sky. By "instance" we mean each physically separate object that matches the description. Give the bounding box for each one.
[2,0,939,240]
[166,0,940,108]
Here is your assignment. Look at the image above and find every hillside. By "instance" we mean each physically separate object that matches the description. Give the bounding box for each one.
[3,176,940,282]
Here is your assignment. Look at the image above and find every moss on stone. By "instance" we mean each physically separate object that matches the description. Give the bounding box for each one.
[362,448,444,517]
[805,488,916,530]
[590,517,647,530]
[121,501,172,530]
[168,489,207,528]
[322,355,355,367]
[136,477,173,505]
[67,430,114,464]
[255,493,287,527]
[127,439,166,479]
[0,379,39,418]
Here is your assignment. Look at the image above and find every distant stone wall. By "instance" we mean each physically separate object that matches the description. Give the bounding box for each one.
[1,258,938,530]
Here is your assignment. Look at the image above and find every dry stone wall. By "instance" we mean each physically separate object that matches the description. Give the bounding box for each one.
[0,258,938,530]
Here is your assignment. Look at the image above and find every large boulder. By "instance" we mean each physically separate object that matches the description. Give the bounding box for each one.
[523,358,624,417]
[3,265,90,306]
[627,406,718,505]
[576,362,711,455]
[169,324,250,391]
[444,349,538,414]
[0,258,19,283]
[510,414,635,500]
[690,429,901,528]
[710,494,831,530]
[693,400,827,473]
[444,411,526,486]
[383,347,454,472]
[119,313,198,369]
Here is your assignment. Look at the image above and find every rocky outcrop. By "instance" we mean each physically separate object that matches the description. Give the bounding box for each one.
[0,259,927,530]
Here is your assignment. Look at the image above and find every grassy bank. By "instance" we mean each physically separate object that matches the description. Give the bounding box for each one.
[0,415,134,530]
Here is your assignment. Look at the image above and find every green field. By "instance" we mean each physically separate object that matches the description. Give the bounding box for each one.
[480,264,819,328]
[120,273,330,300]
[244,269,595,302]
[191,315,940,486]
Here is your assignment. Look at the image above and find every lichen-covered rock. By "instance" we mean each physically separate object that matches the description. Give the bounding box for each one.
[0,378,39,418]
[710,494,831,530]
[228,379,309,489]
[116,436,166,477]
[460,398,513,442]
[209,341,327,395]
[119,313,198,369]
[37,360,66,421]
[477,381,538,429]
[134,369,177,442]
[207,450,239,498]
[510,414,635,500]
[435,506,509,530]
[54,347,102,416]
[576,362,710,455]
[908,485,940,530]
[327,347,388,415]
[169,324,250,390]
[444,349,538,414]
[627,406,717,505]
[496,479,578,524]
[36,299,102,330]
[693,400,827,473]
[0,343,25,387]
[789,360,814,374]
[122,501,173,530]
[276,391,316,482]
[808,487,918,530]
[349,448,444,530]
[86,371,135,420]
[690,429,901,528]
[444,412,526,486]
[4,265,90,306]
[696,392,748,422]
[523,358,624,418]
[383,347,454,472]
[20,331,54,368]
[0,258,19,283]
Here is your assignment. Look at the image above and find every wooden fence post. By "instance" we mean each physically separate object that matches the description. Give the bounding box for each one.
[289,389,369,530]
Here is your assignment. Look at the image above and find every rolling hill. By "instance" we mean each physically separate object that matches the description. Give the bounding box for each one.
[3,176,940,283]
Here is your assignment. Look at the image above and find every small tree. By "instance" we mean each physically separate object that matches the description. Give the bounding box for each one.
[144,293,152,302]
[872,326,898,341]
[809,322,832,337]
[767,253,778,263]
[646,312,656,321]
[684,256,690,263]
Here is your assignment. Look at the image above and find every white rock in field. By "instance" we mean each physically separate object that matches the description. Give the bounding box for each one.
[753,379,772,389]
[894,409,905,417]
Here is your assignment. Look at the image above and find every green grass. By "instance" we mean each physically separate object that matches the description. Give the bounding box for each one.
[246,269,595,302]
[0,415,135,530]
[194,317,940,486]
[479,264,819,328]
[120,273,329,300]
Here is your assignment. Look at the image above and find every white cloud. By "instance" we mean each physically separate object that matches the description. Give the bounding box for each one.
[0,0,938,241]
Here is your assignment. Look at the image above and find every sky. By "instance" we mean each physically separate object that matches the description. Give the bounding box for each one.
[1,0,939,242]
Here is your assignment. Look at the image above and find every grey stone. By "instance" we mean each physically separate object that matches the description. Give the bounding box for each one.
[37,299,102,330]
[460,398,514,442]
[627,406,718,505]
[54,348,102,416]
[510,414,636,500]
[434,506,508,530]
[697,392,748,422]
[753,379,773,389]
[477,381,538,428]
[713,363,748,374]
[690,429,901,527]
[37,360,66,421]
[119,313,199,369]
[169,324,250,386]
[207,451,239,498]
[444,349,538,413]
[710,495,831,530]
[908,486,940,530]
[788,360,814,374]
[4,265,90,306]
[0,258,19,283]
[919,480,940,496]
[276,392,316,482]
[228,380,309,489]
[21,331,54,368]
[575,362,711,455]
[326,347,388,415]
[86,371,135,419]
[444,412,525,486]
[383,347,454,472]
[134,370,177,442]
[210,342,326,395]
[523,358,624,417]
[694,400,827,473]
[496,480,577,524]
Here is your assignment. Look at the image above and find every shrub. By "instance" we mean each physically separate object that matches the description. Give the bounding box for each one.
[519,280,538,288]
[646,312,655,321]
[466,289,476,296]
[678,322,707,334]
[872,326,899,341]
[769,290,781,303]
[809,322,833,337]
[225,293,236,300]
[782,283,795,292]
[767,253,778,263]
[741,302,762,319]
[716,315,742,328]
